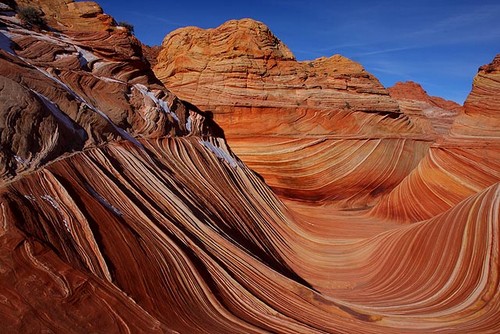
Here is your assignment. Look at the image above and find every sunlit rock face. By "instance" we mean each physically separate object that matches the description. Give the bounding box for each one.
[371,56,500,222]
[1,2,500,333]
[452,55,500,138]
[0,2,221,182]
[3,136,499,333]
[388,81,462,136]
[15,0,114,32]
[154,18,438,208]
[154,18,419,138]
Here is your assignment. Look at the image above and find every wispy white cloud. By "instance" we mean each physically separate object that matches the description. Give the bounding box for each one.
[363,59,415,78]
[354,46,421,57]
[310,3,500,59]
[417,4,500,33]
[405,4,500,45]
[124,11,186,28]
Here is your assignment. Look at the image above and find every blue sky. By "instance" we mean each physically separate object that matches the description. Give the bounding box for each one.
[98,0,500,104]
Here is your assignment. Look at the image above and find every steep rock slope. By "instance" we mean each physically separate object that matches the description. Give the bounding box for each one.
[371,55,500,222]
[3,136,499,333]
[1,2,500,333]
[1,138,328,334]
[154,18,433,208]
[388,81,462,136]
[0,1,221,182]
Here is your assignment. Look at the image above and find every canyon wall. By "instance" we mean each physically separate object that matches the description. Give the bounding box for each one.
[0,2,499,333]
[154,19,442,208]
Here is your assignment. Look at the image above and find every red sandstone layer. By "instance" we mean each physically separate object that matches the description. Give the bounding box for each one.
[0,2,499,333]
[154,18,435,208]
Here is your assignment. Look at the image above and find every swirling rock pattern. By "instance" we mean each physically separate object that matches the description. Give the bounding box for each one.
[0,7,220,182]
[228,136,431,207]
[371,55,500,222]
[2,137,499,333]
[1,2,499,333]
[154,18,436,207]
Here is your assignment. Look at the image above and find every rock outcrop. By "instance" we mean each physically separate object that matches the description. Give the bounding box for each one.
[1,3,499,333]
[14,0,114,32]
[154,18,434,208]
[371,56,500,222]
[155,19,420,138]
[388,81,462,136]
[0,3,220,182]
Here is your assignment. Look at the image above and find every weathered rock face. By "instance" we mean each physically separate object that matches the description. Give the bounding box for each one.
[1,4,500,333]
[388,81,462,136]
[155,19,420,137]
[0,6,220,182]
[371,55,500,222]
[1,138,316,334]
[3,135,499,333]
[15,0,114,32]
[452,55,500,138]
[141,43,161,67]
[388,81,462,111]
[155,18,434,208]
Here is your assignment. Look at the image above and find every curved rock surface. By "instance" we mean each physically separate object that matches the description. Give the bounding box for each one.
[1,3,500,333]
[371,55,500,222]
[0,6,220,182]
[154,18,433,207]
[2,137,499,333]
[451,55,500,138]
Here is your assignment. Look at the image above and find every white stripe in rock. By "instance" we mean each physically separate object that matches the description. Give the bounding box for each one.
[199,139,243,168]
[133,84,179,122]
[41,194,71,233]
[31,90,87,140]
[75,46,100,69]
[2,28,145,151]
[31,67,144,149]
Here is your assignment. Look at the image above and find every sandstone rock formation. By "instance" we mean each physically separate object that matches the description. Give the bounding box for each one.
[0,2,220,182]
[155,19,420,138]
[141,43,161,67]
[371,55,500,222]
[14,0,114,32]
[3,134,499,333]
[388,81,462,136]
[1,2,499,333]
[154,18,435,208]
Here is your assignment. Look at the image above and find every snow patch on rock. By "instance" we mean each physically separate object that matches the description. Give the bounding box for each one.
[32,90,88,140]
[134,84,179,122]
[199,139,243,168]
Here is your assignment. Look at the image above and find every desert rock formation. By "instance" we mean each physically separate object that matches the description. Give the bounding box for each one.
[388,81,462,136]
[14,0,114,32]
[1,2,499,333]
[371,55,500,222]
[155,18,436,208]
[155,19,420,138]
[0,1,221,182]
